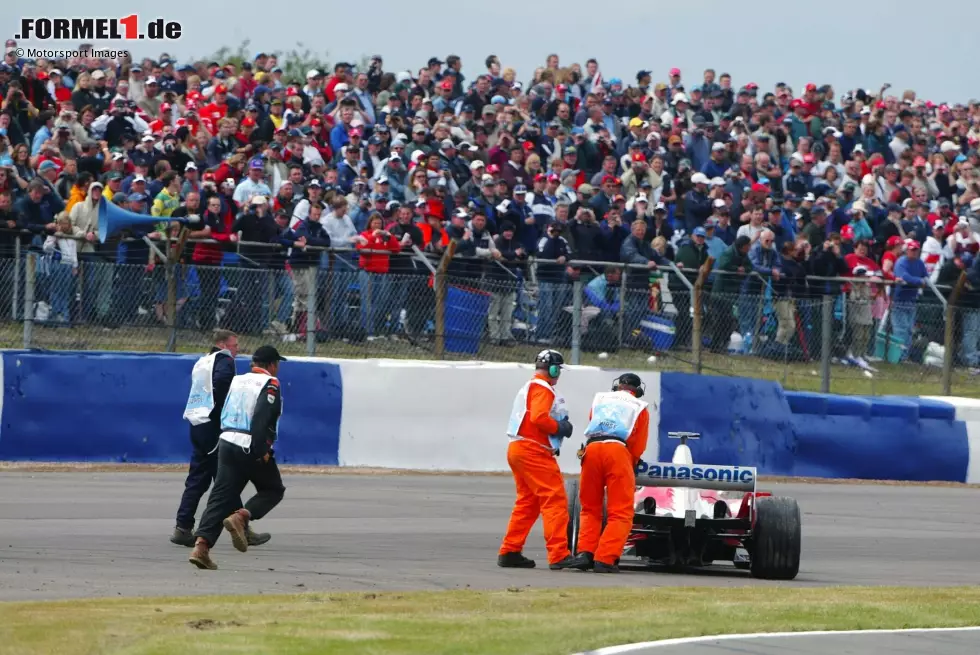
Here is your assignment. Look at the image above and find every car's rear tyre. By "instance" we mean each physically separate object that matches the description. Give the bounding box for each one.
[565,478,580,555]
[750,496,801,580]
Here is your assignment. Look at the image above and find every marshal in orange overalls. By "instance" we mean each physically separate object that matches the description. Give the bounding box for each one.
[577,388,650,568]
[499,371,572,566]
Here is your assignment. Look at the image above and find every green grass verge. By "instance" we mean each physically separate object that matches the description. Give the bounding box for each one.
[3,587,980,655]
[3,321,975,398]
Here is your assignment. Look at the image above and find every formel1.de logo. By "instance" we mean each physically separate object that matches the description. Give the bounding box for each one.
[16,16,182,41]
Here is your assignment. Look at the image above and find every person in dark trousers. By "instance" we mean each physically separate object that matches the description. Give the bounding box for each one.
[172,330,272,548]
[189,345,287,570]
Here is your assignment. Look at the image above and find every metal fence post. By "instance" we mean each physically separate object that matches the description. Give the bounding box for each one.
[617,266,627,348]
[571,278,582,365]
[23,252,35,349]
[306,266,316,356]
[165,243,178,353]
[12,237,20,320]
[820,294,832,393]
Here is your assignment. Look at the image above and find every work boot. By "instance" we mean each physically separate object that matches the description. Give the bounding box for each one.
[247,526,271,546]
[593,560,620,573]
[497,552,536,568]
[549,554,580,570]
[170,526,195,547]
[569,552,595,571]
[223,510,249,553]
[188,539,217,570]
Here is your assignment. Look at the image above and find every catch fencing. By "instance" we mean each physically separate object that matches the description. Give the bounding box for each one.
[4,230,976,398]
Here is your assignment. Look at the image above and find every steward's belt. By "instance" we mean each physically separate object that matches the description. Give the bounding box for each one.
[585,435,627,445]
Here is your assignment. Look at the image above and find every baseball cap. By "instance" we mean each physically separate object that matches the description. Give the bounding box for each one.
[690,172,710,185]
[127,192,147,202]
[713,199,727,209]
[905,239,921,251]
[513,185,527,194]
[250,195,267,205]
[711,142,726,152]
[253,345,287,363]
[249,158,264,169]
[692,227,707,237]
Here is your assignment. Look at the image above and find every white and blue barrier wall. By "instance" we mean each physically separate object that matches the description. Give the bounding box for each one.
[0,351,975,483]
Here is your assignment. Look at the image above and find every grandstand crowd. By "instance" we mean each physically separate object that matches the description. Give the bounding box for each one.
[1,40,980,368]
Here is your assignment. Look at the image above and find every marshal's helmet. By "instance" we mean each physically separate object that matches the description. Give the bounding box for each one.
[612,372,645,398]
[535,349,565,378]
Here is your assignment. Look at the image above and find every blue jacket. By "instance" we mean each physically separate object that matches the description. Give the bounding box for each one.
[901,217,929,246]
[685,134,711,172]
[893,255,927,303]
[585,274,621,314]
[536,234,571,282]
[288,219,332,268]
[330,124,351,153]
[599,220,629,261]
[683,189,712,233]
[701,159,730,180]
[620,234,665,268]
[748,241,780,276]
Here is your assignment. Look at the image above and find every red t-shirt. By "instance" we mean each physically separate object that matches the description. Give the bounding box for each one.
[356,229,401,273]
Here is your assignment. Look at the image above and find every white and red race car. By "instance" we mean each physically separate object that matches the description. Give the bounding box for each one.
[565,432,801,580]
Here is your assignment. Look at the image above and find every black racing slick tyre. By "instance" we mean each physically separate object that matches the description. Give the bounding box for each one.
[750,496,801,580]
[565,478,580,555]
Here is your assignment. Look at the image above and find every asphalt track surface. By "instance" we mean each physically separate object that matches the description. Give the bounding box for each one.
[1,472,979,601]
[595,629,980,654]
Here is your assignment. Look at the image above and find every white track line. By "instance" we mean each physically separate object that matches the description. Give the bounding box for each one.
[574,626,980,654]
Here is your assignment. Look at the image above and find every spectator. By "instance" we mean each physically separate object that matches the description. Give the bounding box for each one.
[288,202,331,332]
[321,196,360,335]
[709,236,753,353]
[15,179,62,240]
[387,205,427,335]
[536,220,572,344]
[922,217,948,281]
[937,253,980,371]
[880,235,905,280]
[232,158,273,208]
[228,195,278,333]
[683,173,712,233]
[845,239,884,360]
[487,221,525,346]
[773,240,809,353]
[355,213,401,337]
[620,219,664,343]
[42,213,82,324]
[187,193,231,331]
[891,239,928,358]
[583,268,623,351]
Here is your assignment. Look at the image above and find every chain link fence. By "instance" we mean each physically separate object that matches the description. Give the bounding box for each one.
[6,235,979,398]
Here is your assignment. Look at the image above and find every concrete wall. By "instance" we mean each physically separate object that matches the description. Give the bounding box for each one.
[0,351,972,483]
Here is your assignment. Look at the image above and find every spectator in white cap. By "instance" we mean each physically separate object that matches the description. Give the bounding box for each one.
[711,198,736,245]
[922,217,947,280]
[682,172,712,233]
[948,217,980,258]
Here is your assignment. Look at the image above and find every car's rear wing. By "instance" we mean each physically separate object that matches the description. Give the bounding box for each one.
[636,463,758,492]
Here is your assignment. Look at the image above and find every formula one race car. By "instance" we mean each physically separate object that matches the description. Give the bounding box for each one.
[565,432,801,580]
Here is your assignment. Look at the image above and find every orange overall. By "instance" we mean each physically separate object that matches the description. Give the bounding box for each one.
[499,373,570,565]
[577,396,649,566]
